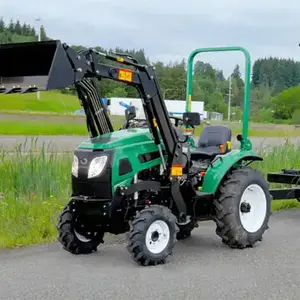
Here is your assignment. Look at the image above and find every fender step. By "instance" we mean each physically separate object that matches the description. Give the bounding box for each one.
[195,190,214,201]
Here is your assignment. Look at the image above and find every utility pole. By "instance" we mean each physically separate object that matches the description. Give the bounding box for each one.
[35,18,41,100]
[227,75,232,121]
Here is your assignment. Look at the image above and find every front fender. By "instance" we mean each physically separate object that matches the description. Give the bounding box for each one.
[201,149,263,194]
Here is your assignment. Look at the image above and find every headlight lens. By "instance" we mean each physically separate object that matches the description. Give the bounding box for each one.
[71,155,79,177]
[88,156,108,179]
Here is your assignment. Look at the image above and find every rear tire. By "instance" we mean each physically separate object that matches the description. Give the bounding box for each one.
[57,204,104,254]
[213,166,271,249]
[127,205,178,266]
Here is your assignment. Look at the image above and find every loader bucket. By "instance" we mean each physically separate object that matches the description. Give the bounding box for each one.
[0,40,75,94]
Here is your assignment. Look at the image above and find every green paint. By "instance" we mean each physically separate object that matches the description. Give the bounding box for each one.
[78,128,153,150]
[187,136,196,148]
[111,142,163,193]
[185,46,252,151]
[79,128,165,194]
[201,149,263,194]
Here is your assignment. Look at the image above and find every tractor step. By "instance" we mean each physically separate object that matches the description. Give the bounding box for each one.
[267,169,300,185]
[195,190,214,201]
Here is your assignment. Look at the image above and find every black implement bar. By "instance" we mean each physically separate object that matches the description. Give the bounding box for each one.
[268,168,300,201]
[267,169,300,185]
[269,188,300,201]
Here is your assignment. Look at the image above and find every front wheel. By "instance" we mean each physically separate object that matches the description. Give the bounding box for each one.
[127,205,178,266]
[57,204,104,254]
[213,166,271,249]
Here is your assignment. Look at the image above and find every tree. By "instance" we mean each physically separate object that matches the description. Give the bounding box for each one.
[194,60,216,81]
[0,18,5,33]
[231,64,244,88]
[14,20,22,35]
[272,86,300,119]
[251,59,261,87]
[21,23,29,35]
[40,25,47,41]
[216,69,225,81]
[251,57,300,94]
[8,19,14,33]
[106,86,128,98]
[205,91,227,116]
[30,27,36,36]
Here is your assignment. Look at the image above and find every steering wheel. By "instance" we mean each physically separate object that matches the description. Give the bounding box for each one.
[169,115,183,127]
[169,114,195,129]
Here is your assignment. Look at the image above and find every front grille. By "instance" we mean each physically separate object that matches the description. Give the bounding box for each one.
[72,179,112,198]
[71,148,114,199]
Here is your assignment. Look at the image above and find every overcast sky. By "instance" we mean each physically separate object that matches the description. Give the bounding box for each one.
[1,0,300,77]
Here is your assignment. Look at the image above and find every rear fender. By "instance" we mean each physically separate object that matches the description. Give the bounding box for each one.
[201,149,263,194]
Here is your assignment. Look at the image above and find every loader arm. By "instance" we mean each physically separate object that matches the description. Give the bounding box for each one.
[0,40,185,182]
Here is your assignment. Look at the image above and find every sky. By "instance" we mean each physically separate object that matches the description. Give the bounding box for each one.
[1,0,300,77]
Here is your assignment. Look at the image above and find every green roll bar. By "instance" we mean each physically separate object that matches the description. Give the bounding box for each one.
[185,47,252,151]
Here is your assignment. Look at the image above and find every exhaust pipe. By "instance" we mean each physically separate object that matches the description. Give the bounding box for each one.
[0,40,76,94]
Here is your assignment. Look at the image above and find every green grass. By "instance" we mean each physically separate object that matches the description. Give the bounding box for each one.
[0,140,299,248]
[0,119,88,135]
[0,144,72,248]
[1,118,300,137]
[253,144,300,211]
[0,118,124,135]
[0,91,81,113]
[1,90,300,137]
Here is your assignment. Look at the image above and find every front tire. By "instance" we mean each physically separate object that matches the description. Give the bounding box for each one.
[213,166,271,249]
[127,205,179,266]
[57,204,104,254]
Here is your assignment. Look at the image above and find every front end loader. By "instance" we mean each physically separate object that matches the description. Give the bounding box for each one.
[0,40,272,266]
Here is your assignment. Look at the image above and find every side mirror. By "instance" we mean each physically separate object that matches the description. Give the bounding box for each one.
[106,98,111,106]
[183,112,201,126]
[125,105,136,121]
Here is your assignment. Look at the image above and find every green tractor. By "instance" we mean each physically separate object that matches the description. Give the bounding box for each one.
[0,41,271,266]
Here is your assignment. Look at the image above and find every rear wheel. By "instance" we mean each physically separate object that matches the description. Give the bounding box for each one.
[127,205,178,266]
[57,204,104,254]
[213,166,271,249]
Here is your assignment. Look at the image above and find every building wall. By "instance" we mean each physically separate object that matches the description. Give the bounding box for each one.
[108,97,205,119]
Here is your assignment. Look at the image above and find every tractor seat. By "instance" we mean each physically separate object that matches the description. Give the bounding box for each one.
[190,125,232,160]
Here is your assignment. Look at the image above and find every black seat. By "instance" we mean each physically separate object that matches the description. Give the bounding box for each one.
[190,125,232,160]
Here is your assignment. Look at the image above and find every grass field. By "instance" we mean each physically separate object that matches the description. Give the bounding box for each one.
[2,91,300,137]
[0,91,81,113]
[0,142,299,248]
[2,115,300,137]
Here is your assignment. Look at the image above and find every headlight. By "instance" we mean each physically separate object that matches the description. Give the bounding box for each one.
[88,156,108,179]
[72,155,79,177]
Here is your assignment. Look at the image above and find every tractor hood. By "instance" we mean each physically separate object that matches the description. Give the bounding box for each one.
[78,128,153,150]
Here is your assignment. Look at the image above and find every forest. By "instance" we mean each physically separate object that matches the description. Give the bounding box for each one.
[1,19,300,124]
